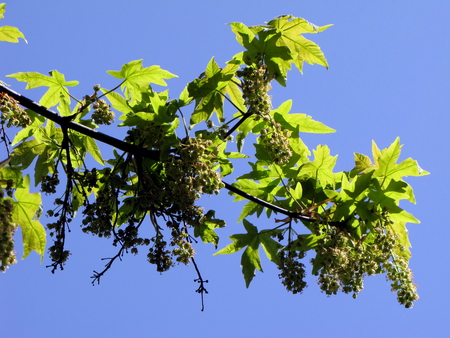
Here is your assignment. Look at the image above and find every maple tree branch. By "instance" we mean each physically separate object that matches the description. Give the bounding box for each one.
[0,84,160,160]
[0,85,348,229]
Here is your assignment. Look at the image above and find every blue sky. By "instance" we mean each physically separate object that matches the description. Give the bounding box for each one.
[1,1,449,337]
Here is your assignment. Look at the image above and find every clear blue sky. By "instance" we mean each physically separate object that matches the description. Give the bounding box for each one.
[1,1,449,337]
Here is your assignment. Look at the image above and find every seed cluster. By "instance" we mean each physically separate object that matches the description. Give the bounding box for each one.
[278,247,307,294]
[127,121,167,150]
[385,256,419,308]
[76,130,223,273]
[81,185,115,238]
[237,61,292,165]
[0,181,16,272]
[41,173,60,195]
[92,99,115,125]
[307,214,419,307]
[123,134,223,222]
[0,92,31,128]
[146,226,195,272]
[259,121,292,165]
[237,61,273,117]
[312,225,393,298]
[46,197,72,269]
[145,137,224,270]
[147,235,172,272]
[171,231,195,264]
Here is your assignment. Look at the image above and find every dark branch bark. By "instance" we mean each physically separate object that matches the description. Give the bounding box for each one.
[1,84,348,228]
[0,84,160,160]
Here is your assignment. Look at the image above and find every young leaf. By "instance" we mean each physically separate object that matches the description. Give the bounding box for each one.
[229,22,262,62]
[188,57,240,126]
[389,221,412,259]
[368,181,419,224]
[298,145,337,188]
[10,139,46,169]
[351,153,373,175]
[259,230,282,265]
[11,110,45,145]
[106,60,177,102]
[266,15,331,72]
[241,243,262,287]
[11,175,46,260]
[373,138,429,182]
[0,4,27,43]
[83,136,104,165]
[0,26,27,43]
[7,70,78,108]
[101,90,133,119]
[215,220,281,287]
[291,233,325,251]
[193,210,225,248]
[272,100,335,134]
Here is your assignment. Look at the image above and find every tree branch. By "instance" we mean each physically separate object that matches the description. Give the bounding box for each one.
[1,85,348,228]
[0,84,160,160]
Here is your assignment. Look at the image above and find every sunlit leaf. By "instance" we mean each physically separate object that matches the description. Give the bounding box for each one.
[298,145,337,187]
[107,60,177,102]
[0,26,27,43]
[215,220,281,287]
[273,100,335,134]
[7,70,78,107]
[11,176,46,260]
[266,15,331,72]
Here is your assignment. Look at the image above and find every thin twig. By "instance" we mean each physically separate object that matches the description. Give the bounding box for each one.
[192,257,208,311]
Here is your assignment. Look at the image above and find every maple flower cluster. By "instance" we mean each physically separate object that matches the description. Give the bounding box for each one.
[237,60,292,165]
[0,92,31,128]
[0,181,16,272]
[310,213,419,307]
[92,99,115,125]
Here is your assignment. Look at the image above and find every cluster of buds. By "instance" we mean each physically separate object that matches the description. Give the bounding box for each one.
[236,60,293,165]
[278,247,307,294]
[0,92,31,128]
[0,181,16,272]
[92,99,115,125]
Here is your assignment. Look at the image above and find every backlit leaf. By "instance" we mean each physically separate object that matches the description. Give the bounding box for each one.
[7,70,78,107]
[11,176,46,260]
[0,26,27,43]
[107,60,177,102]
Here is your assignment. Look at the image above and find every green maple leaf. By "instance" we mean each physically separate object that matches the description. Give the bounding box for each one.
[188,57,241,126]
[107,59,177,102]
[230,16,331,85]
[372,137,429,181]
[214,219,281,287]
[229,22,264,62]
[273,100,335,134]
[350,153,373,175]
[0,4,27,43]
[0,25,27,43]
[101,90,133,118]
[7,70,78,108]
[368,180,419,224]
[193,210,225,248]
[11,175,46,260]
[298,145,337,188]
[266,15,332,73]
[388,221,412,259]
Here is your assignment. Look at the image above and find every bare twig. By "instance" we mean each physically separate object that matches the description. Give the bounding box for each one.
[192,257,208,311]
